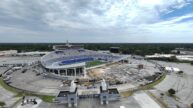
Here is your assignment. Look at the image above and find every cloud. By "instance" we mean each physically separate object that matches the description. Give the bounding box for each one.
[0,0,193,42]
[39,0,192,28]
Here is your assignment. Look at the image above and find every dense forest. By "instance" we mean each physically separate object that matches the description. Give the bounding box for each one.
[0,43,193,56]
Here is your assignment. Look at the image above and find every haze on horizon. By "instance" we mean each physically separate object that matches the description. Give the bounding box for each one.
[0,0,193,43]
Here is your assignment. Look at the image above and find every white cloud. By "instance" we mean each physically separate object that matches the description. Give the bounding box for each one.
[37,0,192,29]
[0,0,193,42]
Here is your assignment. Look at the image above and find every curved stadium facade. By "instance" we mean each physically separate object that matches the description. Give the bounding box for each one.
[40,43,125,79]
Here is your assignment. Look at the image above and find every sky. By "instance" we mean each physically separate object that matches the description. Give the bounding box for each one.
[0,0,193,43]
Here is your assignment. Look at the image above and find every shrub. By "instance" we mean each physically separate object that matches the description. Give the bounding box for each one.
[0,101,5,106]
[160,93,164,98]
[191,62,193,65]
[168,88,176,96]
[178,71,183,74]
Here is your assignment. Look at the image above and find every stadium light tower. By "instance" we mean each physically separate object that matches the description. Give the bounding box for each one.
[66,40,71,47]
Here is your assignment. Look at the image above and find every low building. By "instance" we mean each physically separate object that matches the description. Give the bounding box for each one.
[17,51,49,56]
[0,50,17,56]
[164,67,181,72]
[171,48,193,55]
[145,54,175,59]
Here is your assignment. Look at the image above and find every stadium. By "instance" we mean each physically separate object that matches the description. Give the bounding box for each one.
[40,42,126,79]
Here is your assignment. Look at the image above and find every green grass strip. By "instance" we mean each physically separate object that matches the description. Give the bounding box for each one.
[0,78,54,103]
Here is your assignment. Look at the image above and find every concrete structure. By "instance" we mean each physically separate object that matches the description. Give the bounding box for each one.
[100,79,109,105]
[43,62,86,79]
[100,79,120,105]
[41,42,124,79]
[55,80,78,107]
[54,79,120,107]
[17,51,49,56]
[53,40,83,51]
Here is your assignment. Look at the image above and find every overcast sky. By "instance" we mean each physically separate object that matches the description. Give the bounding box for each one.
[0,0,193,43]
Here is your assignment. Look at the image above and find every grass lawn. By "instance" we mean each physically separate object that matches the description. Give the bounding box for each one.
[120,73,166,98]
[86,60,104,67]
[120,90,134,97]
[38,95,55,103]
[0,78,19,94]
[140,73,166,90]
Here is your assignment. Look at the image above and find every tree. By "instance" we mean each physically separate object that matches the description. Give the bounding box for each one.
[168,88,176,96]
[177,71,184,75]
[177,50,180,54]
[0,101,5,106]
[191,103,193,108]
[191,62,193,65]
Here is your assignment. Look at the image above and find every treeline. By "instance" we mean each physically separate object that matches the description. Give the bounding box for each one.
[0,43,53,52]
[0,43,193,56]
[84,43,193,56]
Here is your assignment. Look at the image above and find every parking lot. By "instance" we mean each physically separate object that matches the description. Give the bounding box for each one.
[0,67,20,107]
[154,60,193,106]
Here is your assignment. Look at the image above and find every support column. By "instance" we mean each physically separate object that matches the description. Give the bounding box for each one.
[74,68,76,77]
[83,66,86,77]
[76,68,79,76]
[60,70,63,76]
[67,69,69,76]
[65,69,67,76]
[58,70,60,76]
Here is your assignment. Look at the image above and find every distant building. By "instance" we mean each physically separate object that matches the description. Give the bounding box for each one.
[17,51,49,56]
[164,67,181,73]
[145,54,175,59]
[171,48,193,55]
[0,50,17,56]
[53,40,83,51]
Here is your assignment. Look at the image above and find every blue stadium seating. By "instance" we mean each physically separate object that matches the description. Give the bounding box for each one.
[60,57,94,65]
